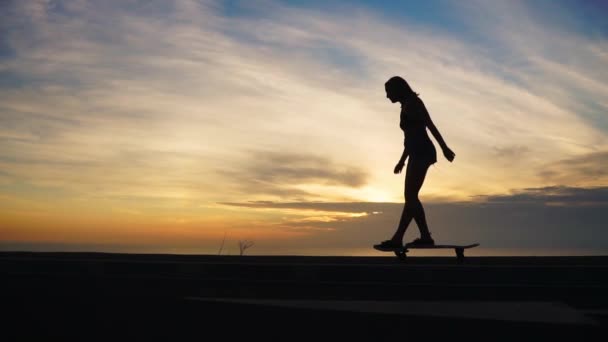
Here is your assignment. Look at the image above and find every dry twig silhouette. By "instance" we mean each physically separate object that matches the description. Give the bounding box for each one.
[238,240,254,256]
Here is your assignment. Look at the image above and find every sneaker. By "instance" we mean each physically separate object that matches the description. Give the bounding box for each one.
[373,239,403,251]
[407,237,435,246]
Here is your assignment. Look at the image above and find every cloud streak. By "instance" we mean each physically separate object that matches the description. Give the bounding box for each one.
[218,150,369,200]
[538,151,608,186]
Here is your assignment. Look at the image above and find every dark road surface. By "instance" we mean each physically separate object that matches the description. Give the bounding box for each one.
[2,252,607,341]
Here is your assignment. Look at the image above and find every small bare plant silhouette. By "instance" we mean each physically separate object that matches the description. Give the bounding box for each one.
[238,240,254,256]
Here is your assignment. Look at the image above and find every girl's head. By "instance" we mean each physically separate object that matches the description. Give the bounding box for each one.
[385,76,418,103]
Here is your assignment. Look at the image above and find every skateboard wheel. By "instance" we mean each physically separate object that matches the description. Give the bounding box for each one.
[455,248,465,264]
[395,250,407,261]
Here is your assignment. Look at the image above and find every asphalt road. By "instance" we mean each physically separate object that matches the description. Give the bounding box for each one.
[2,252,607,341]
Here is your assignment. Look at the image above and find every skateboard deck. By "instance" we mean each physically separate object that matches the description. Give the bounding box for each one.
[374,243,479,263]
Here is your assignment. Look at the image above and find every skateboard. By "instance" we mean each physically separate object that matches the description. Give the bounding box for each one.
[374,243,479,263]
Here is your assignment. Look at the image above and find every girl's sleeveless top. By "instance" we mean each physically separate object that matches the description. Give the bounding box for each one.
[400,97,437,165]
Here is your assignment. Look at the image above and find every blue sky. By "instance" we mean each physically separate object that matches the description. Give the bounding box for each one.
[1,0,607,255]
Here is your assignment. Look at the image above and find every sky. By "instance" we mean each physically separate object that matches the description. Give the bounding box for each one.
[1,0,607,256]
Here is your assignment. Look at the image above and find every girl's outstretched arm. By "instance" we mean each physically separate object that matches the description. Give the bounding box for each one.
[421,104,455,162]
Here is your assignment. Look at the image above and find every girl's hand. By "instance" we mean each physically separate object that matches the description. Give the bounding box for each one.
[443,146,455,162]
[394,161,405,174]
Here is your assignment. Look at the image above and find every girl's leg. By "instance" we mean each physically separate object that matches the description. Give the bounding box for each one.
[391,161,431,242]
[413,199,432,240]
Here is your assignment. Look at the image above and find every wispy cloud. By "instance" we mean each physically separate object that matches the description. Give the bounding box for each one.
[1,0,607,204]
[218,150,369,200]
[538,151,608,186]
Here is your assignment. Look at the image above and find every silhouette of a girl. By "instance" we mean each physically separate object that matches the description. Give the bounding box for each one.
[375,76,455,250]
